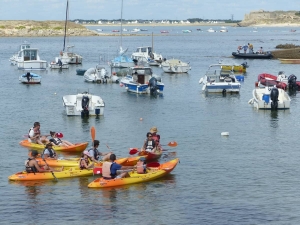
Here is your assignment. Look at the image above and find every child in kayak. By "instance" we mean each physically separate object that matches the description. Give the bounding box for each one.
[79,151,94,169]
[49,131,73,147]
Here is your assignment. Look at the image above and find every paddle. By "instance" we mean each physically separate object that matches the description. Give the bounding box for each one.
[91,126,95,142]
[129,148,139,155]
[146,162,160,167]
[42,158,58,182]
[166,141,177,147]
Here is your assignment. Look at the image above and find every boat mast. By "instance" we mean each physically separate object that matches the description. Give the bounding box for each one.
[120,0,123,49]
[152,32,154,52]
[63,0,69,52]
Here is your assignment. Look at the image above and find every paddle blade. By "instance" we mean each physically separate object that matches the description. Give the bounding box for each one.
[147,162,160,167]
[93,167,102,174]
[91,126,96,142]
[129,148,139,155]
[168,141,178,147]
[56,132,63,138]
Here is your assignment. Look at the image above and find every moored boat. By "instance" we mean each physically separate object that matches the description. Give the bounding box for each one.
[161,58,191,73]
[220,62,248,73]
[232,52,273,59]
[16,48,47,70]
[19,140,88,152]
[87,158,179,188]
[19,72,41,84]
[8,167,93,181]
[279,58,300,64]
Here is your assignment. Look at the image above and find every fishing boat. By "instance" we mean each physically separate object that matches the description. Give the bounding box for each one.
[19,72,41,84]
[110,0,135,68]
[279,58,300,64]
[9,41,31,65]
[19,140,88,152]
[57,0,83,64]
[199,64,241,93]
[8,167,93,181]
[87,158,179,188]
[120,66,164,95]
[232,52,273,59]
[161,58,191,73]
[62,91,105,117]
[248,86,291,110]
[16,48,47,70]
[131,44,163,66]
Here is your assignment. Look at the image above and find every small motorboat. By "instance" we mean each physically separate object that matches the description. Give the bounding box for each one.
[199,64,241,93]
[232,52,273,59]
[279,58,300,64]
[62,91,105,117]
[257,72,300,91]
[182,30,192,33]
[248,86,291,110]
[207,28,216,32]
[84,66,119,83]
[120,66,164,95]
[19,72,41,84]
[112,30,120,32]
[131,46,163,67]
[160,30,169,33]
[161,58,191,73]
[16,48,47,70]
[49,59,69,69]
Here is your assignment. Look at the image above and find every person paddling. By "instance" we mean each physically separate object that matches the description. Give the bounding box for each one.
[42,143,58,159]
[26,150,54,173]
[87,140,112,163]
[102,154,135,179]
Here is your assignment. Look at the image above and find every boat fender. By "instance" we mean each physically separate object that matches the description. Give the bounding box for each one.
[199,78,203,84]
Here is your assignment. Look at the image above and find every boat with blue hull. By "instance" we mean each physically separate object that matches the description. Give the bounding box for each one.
[120,67,164,95]
[19,72,41,84]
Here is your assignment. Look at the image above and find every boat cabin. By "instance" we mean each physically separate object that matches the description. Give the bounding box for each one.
[129,67,153,84]
[134,47,153,57]
[19,43,31,51]
[18,49,39,61]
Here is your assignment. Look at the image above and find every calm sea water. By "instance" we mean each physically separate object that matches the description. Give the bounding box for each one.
[1,25,300,224]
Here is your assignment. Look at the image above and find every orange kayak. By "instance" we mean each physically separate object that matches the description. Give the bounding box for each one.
[19,140,88,152]
[138,150,162,161]
[88,158,179,188]
[37,157,128,167]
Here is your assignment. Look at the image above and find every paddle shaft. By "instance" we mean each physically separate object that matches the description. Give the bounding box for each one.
[42,158,58,181]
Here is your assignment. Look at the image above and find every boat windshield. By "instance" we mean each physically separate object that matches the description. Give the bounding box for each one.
[23,49,37,61]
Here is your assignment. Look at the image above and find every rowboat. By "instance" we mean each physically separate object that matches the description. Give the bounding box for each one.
[8,167,93,181]
[19,140,88,152]
[279,58,300,64]
[88,158,179,188]
[37,157,128,168]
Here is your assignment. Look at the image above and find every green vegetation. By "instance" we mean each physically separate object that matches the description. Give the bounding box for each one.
[295,11,300,16]
[276,43,300,49]
[0,25,5,29]
[15,26,26,29]
[53,27,63,30]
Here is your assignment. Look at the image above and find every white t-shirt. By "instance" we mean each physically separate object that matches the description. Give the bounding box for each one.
[28,128,35,143]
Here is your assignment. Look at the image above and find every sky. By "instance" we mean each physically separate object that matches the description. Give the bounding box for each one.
[0,0,299,21]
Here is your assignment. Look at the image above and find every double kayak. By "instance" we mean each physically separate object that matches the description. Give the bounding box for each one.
[122,151,162,166]
[37,157,128,167]
[8,167,93,181]
[19,140,88,152]
[88,158,179,188]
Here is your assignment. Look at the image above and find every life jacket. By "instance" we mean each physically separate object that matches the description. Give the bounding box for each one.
[88,148,100,160]
[25,158,38,173]
[102,162,113,178]
[152,134,160,143]
[42,148,56,159]
[79,157,90,170]
[145,139,155,152]
[49,137,62,145]
[136,161,146,174]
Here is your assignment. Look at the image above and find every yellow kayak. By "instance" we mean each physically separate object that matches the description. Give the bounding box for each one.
[88,158,179,188]
[8,167,93,181]
[221,64,247,73]
[19,140,88,152]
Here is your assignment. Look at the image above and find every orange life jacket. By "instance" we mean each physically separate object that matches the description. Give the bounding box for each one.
[136,161,146,174]
[102,162,112,178]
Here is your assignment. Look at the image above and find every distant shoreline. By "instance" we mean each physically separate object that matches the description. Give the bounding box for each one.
[83,23,237,27]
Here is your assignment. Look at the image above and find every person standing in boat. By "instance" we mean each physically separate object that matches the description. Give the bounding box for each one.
[248,43,254,53]
[237,45,242,54]
[243,44,248,54]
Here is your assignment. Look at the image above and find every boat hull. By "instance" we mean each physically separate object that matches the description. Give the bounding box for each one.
[19,140,88,152]
[8,167,93,181]
[204,83,241,93]
[279,58,300,64]
[232,52,272,59]
[19,73,41,84]
[17,61,47,70]
[88,158,179,188]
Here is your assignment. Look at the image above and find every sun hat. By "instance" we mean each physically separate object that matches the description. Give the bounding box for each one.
[150,127,158,133]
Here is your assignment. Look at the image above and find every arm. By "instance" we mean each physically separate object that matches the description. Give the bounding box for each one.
[33,161,52,172]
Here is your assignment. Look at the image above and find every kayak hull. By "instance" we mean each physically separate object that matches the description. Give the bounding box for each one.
[19,140,88,152]
[88,158,179,188]
[8,167,93,181]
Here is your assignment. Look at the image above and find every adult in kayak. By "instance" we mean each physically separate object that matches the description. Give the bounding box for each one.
[26,150,54,173]
[49,131,73,147]
[79,151,94,169]
[102,154,135,179]
[141,132,162,153]
[28,122,49,145]
[150,126,162,150]
[42,143,58,159]
[87,140,112,163]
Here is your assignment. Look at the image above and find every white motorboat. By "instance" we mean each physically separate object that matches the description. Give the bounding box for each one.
[57,0,83,64]
[10,41,31,65]
[207,28,216,32]
[199,65,241,93]
[131,28,140,33]
[120,66,164,95]
[132,46,163,66]
[220,29,228,32]
[84,66,120,83]
[62,91,105,117]
[49,58,69,69]
[161,58,191,73]
[16,48,47,70]
[19,72,41,84]
[248,86,291,110]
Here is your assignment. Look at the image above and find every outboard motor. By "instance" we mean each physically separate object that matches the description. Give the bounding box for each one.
[133,59,138,66]
[58,59,63,67]
[241,62,248,68]
[81,96,90,118]
[270,87,279,110]
[148,77,158,96]
[288,74,297,90]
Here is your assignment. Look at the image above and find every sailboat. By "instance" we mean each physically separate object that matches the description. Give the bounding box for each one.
[57,0,83,64]
[110,0,135,68]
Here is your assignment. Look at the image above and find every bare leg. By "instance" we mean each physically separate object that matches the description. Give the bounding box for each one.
[102,153,111,161]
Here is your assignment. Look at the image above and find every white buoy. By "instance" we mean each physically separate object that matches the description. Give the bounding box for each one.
[221,132,229,136]
[54,92,57,95]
